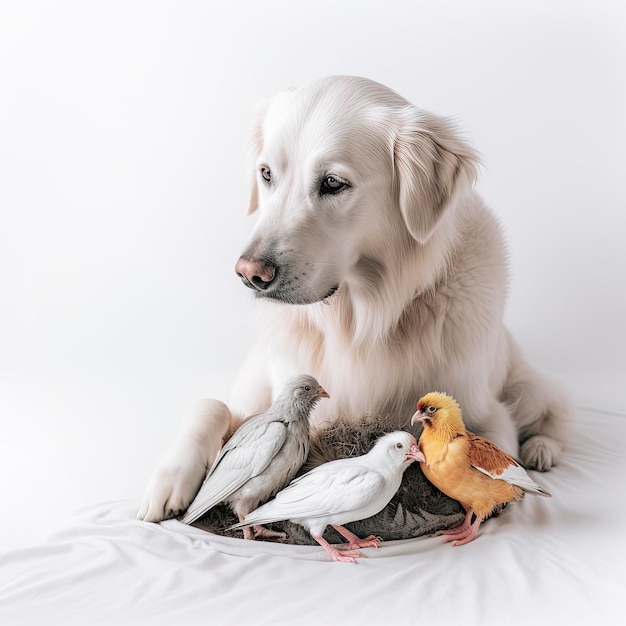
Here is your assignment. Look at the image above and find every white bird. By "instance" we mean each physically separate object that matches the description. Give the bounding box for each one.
[180,375,329,540]
[230,431,425,562]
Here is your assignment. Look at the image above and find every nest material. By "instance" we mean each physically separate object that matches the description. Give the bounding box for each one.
[191,416,464,544]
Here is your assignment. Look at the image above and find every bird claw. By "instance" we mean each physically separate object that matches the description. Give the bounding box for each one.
[450,533,478,547]
[439,524,479,546]
[436,527,464,537]
[441,532,465,543]
[350,534,381,549]
[356,535,382,548]
[330,550,364,563]
[252,525,287,540]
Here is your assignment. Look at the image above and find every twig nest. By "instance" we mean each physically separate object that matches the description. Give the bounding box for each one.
[192,416,463,542]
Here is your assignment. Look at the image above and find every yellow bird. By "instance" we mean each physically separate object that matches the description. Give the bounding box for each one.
[411,392,551,546]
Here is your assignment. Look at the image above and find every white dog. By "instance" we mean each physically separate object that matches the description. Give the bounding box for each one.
[138,76,569,523]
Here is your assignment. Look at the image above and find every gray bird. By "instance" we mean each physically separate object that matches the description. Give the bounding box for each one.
[179,374,329,539]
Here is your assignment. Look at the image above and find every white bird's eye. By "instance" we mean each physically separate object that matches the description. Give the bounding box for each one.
[427,406,437,414]
[304,385,312,392]
[260,166,271,183]
[395,442,404,450]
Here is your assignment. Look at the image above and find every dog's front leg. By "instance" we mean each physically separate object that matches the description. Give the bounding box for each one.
[137,399,231,522]
[137,350,274,523]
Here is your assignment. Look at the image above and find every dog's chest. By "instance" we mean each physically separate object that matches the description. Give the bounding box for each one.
[274,332,424,427]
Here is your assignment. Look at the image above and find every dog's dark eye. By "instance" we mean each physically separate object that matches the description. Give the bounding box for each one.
[320,175,349,195]
[260,167,272,183]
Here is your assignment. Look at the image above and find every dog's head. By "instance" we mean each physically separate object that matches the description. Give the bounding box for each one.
[235,75,478,306]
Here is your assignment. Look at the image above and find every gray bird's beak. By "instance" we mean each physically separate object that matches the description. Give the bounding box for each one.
[317,385,330,399]
[406,443,425,463]
[410,410,425,426]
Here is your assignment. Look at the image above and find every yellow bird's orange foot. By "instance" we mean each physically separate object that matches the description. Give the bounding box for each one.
[442,524,479,546]
[439,513,481,546]
[437,509,473,538]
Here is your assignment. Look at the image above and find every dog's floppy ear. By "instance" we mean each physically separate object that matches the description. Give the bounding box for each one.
[246,99,269,215]
[394,106,479,243]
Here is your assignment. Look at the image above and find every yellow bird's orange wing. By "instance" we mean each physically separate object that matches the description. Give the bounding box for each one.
[466,431,519,476]
[466,431,552,496]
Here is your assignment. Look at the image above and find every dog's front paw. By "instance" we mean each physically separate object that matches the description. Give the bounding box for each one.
[520,435,560,471]
[137,457,205,522]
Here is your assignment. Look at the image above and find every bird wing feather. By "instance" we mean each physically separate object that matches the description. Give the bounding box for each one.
[181,419,288,523]
[466,432,518,474]
[467,431,551,496]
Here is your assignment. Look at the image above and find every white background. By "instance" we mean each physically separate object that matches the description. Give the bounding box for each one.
[1,0,625,549]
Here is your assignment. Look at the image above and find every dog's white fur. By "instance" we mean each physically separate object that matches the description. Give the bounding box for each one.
[138,76,569,522]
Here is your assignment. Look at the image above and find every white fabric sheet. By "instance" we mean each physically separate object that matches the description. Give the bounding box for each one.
[1,405,625,626]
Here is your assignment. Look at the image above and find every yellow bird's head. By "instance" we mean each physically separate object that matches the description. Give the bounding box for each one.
[411,392,466,436]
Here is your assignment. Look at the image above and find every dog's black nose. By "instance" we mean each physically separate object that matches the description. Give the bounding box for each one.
[235,256,276,290]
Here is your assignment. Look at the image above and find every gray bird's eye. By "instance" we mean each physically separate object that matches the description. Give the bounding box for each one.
[304,385,312,392]
[427,406,437,414]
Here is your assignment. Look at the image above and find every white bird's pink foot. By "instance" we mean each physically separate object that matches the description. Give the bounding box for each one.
[312,534,364,563]
[332,525,381,550]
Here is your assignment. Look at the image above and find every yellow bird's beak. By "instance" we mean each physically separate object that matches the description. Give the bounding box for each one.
[411,410,425,426]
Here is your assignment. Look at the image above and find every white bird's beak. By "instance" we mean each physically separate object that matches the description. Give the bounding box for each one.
[406,443,425,463]
[317,385,330,399]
